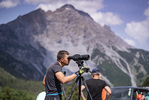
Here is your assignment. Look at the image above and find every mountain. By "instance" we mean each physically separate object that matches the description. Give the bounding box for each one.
[0,4,149,86]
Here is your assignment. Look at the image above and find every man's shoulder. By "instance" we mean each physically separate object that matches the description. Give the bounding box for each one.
[47,62,59,70]
[49,62,60,67]
[96,79,106,83]
[48,62,62,72]
[86,78,94,82]
[86,78,93,81]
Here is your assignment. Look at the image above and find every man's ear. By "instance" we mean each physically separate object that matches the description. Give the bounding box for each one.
[60,58,64,62]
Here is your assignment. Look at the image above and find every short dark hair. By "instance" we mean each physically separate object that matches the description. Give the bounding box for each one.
[57,50,69,61]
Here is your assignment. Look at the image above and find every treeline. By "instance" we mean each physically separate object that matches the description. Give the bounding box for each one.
[0,67,45,99]
[0,67,80,100]
[0,79,79,100]
[0,87,35,100]
[142,77,149,87]
[0,79,45,99]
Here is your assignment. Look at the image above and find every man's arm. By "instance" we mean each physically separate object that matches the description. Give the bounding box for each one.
[81,85,86,100]
[104,86,112,100]
[55,72,77,84]
[43,75,46,86]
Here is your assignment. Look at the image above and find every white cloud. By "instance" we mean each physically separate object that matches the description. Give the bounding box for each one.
[24,0,49,5]
[36,0,104,12]
[125,7,149,45]
[124,39,136,47]
[68,0,104,14]
[91,12,123,26]
[37,3,63,12]
[35,0,123,26]
[0,0,19,8]
[25,0,104,10]
[144,7,149,17]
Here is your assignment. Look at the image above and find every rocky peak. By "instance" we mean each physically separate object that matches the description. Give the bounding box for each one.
[60,4,92,19]
[61,4,76,10]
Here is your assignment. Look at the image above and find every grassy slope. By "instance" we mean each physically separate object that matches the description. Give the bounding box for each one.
[0,67,45,99]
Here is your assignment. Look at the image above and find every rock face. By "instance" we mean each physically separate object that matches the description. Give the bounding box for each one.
[0,4,149,86]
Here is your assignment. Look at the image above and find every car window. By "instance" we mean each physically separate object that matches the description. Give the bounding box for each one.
[109,88,131,100]
[133,88,149,100]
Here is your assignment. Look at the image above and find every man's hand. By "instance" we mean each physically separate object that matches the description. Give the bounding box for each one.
[79,67,90,74]
[75,67,90,76]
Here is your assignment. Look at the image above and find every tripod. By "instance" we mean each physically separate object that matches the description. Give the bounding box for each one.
[63,60,93,100]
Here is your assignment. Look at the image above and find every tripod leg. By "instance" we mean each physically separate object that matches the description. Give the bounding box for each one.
[67,77,79,100]
[82,77,93,100]
[78,76,81,100]
[61,84,67,100]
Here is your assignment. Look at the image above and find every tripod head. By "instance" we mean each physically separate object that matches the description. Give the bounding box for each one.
[76,60,84,68]
[74,60,90,76]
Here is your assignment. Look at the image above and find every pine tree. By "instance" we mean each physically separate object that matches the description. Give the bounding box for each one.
[142,77,149,87]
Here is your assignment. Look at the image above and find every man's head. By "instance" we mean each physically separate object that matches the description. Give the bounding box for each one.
[57,50,70,67]
[92,68,100,78]
[92,68,100,74]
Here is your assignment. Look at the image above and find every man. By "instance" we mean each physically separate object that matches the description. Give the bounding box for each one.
[45,50,80,100]
[81,68,111,100]
[99,73,108,100]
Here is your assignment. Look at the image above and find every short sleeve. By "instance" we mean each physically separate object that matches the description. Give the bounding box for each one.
[52,63,62,73]
[103,81,108,88]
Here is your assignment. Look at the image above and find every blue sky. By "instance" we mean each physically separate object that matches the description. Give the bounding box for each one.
[0,0,149,51]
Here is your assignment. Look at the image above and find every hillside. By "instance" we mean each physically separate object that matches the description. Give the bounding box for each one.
[0,67,45,99]
[0,67,79,100]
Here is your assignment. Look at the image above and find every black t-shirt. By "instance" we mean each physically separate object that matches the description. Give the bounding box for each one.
[45,62,62,94]
[86,79,107,100]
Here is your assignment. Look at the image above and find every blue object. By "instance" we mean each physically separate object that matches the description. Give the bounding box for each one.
[92,68,99,73]
[46,92,63,96]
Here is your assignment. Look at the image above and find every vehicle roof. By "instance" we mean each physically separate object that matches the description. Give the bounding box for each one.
[111,86,149,90]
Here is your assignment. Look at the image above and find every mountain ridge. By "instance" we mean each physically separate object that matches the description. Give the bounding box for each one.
[0,4,149,86]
